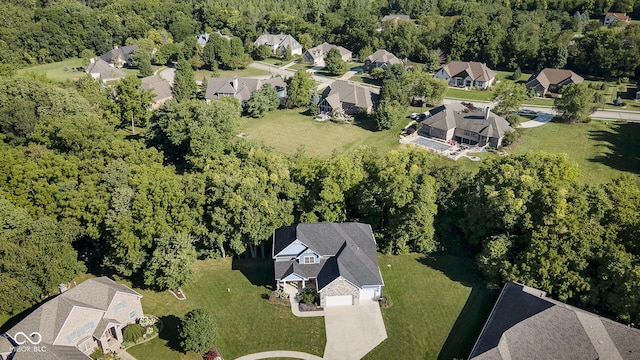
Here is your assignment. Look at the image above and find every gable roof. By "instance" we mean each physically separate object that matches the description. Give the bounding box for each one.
[85,59,126,81]
[99,45,139,64]
[7,277,141,346]
[440,61,496,82]
[321,80,379,111]
[424,103,514,139]
[273,222,384,290]
[605,12,631,21]
[254,33,302,50]
[141,75,172,102]
[526,68,584,89]
[204,77,285,103]
[469,282,640,360]
[305,42,352,61]
[365,49,402,65]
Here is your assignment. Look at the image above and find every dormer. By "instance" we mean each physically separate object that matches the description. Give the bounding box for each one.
[298,250,320,265]
[274,239,309,261]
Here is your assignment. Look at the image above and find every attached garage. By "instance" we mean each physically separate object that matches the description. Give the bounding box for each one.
[359,288,377,301]
[325,295,353,307]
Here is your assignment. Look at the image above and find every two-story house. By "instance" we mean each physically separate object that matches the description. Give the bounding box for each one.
[3,277,143,359]
[273,222,384,308]
[433,61,496,89]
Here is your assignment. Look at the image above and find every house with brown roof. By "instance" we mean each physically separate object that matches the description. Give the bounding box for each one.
[318,80,379,116]
[303,43,353,67]
[419,103,514,148]
[85,58,126,83]
[604,12,631,26]
[525,68,584,97]
[254,33,303,56]
[273,222,384,308]
[469,282,640,360]
[99,45,139,68]
[141,75,173,109]
[204,76,287,105]
[363,49,403,72]
[2,277,143,359]
[433,61,496,89]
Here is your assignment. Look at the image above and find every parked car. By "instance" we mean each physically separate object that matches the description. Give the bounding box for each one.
[410,113,421,120]
[518,109,538,116]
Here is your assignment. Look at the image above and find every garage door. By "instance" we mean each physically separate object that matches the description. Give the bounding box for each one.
[360,288,376,300]
[325,295,353,307]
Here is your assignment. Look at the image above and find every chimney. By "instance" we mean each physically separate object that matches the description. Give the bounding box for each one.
[58,283,68,293]
[232,76,239,90]
[89,57,95,64]
[484,107,490,120]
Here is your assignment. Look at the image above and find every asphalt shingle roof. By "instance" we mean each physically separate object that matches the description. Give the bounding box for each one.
[141,75,172,102]
[440,61,496,82]
[273,223,384,290]
[365,49,402,65]
[469,282,640,360]
[525,68,584,89]
[424,103,513,139]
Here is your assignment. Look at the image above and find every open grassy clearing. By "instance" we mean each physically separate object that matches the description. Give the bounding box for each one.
[194,67,271,81]
[445,87,493,101]
[237,109,406,157]
[17,58,85,82]
[127,258,325,360]
[508,120,640,185]
[366,254,498,360]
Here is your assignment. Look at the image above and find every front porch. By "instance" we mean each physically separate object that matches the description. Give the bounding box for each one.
[283,283,324,318]
[97,324,123,354]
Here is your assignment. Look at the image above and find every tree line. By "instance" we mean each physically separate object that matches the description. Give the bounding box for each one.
[1,74,640,325]
[3,0,640,80]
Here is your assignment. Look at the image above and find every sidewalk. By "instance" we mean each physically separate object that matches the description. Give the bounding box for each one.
[283,284,324,318]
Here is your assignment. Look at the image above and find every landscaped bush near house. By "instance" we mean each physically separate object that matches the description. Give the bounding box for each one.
[90,348,103,360]
[139,315,157,327]
[202,347,223,360]
[123,323,144,343]
[296,288,319,306]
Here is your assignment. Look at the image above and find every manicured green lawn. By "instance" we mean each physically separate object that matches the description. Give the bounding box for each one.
[194,67,270,81]
[366,254,498,360]
[445,87,493,101]
[17,58,85,82]
[237,109,406,157]
[127,258,326,360]
[509,121,640,185]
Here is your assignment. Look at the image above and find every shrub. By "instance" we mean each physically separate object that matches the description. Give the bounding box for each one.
[90,348,103,360]
[179,309,217,353]
[202,347,223,360]
[139,315,157,327]
[123,324,144,343]
[296,288,319,306]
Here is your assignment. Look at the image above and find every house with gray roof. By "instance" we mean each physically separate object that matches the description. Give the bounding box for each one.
[2,277,143,359]
[525,68,584,97]
[469,282,640,360]
[141,75,173,109]
[318,80,379,116]
[99,45,139,68]
[303,43,353,67]
[363,49,403,72]
[85,58,126,83]
[273,222,384,308]
[254,33,303,56]
[204,76,287,106]
[419,103,514,148]
[433,61,496,89]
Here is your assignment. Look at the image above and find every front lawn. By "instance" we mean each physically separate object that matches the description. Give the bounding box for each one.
[194,67,270,81]
[237,109,406,157]
[366,254,498,360]
[127,258,325,360]
[17,58,85,82]
[445,87,493,101]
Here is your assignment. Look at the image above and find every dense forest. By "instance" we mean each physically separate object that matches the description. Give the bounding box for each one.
[2,0,640,331]
[2,0,640,77]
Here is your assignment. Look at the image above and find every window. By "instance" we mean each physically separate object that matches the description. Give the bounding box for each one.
[114,301,126,313]
[303,256,315,264]
[128,310,137,321]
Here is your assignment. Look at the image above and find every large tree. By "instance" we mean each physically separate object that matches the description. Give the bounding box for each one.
[286,69,315,108]
[492,82,527,114]
[554,83,595,123]
[179,309,217,353]
[324,48,348,76]
[245,84,280,118]
[144,232,197,290]
[173,58,198,102]
[114,76,153,134]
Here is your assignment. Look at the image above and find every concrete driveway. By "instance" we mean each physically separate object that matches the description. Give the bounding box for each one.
[323,299,387,360]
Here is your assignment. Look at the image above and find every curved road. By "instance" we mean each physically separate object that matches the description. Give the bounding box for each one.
[235,350,323,360]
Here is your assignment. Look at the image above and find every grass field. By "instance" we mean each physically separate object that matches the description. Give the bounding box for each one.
[509,121,640,185]
[237,109,406,157]
[445,87,493,101]
[127,258,326,360]
[17,58,85,82]
[194,67,271,81]
[367,254,498,360]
